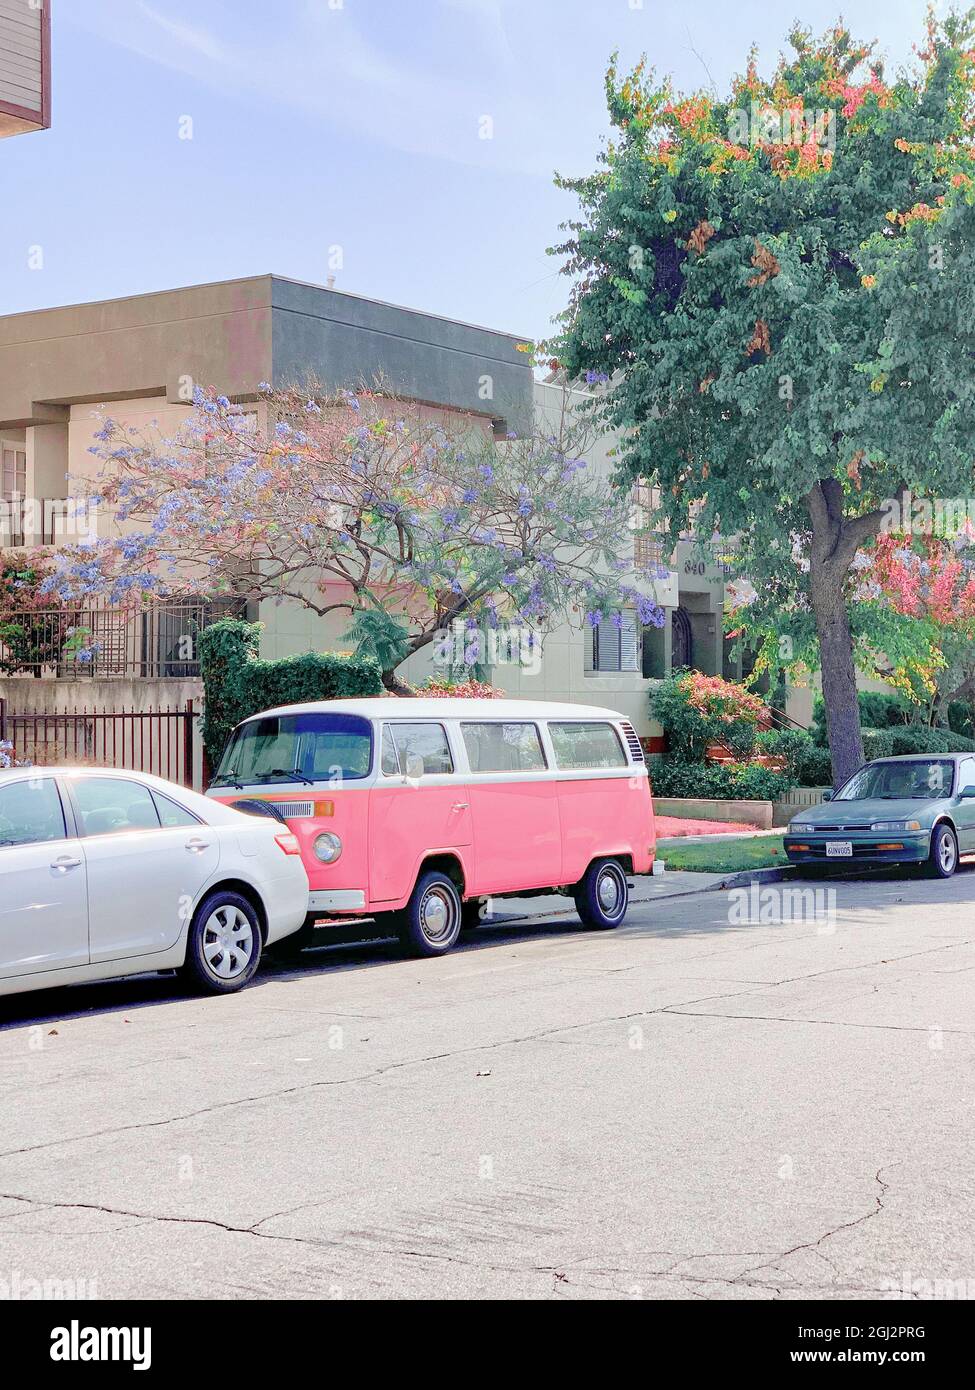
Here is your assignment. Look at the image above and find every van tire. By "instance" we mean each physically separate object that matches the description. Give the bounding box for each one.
[399,871,462,957]
[574,858,629,930]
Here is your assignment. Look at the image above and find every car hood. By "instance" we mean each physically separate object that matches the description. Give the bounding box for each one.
[791,797,939,827]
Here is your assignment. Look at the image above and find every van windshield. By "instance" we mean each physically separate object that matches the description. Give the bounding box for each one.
[212,712,373,786]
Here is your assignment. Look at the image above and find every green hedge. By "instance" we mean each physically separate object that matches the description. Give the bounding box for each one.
[812,691,913,742]
[648,756,792,802]
[198,618,383,764]
[886,725,975,754]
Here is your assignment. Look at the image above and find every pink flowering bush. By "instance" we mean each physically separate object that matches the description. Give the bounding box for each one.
[650,670,768,760]
[412,678,505,699]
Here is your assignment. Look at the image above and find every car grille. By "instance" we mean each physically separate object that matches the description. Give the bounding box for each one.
[268,800,315,819]
[807,823,872,832]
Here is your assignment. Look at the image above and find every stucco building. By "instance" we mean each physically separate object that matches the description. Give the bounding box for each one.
[0,274,735,776]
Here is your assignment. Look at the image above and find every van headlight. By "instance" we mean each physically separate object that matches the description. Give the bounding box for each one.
[313,832,342,863]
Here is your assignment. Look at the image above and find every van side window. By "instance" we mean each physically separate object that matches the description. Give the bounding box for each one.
[381,726,400,776]
[389,723,454,775]
[548,721,627,771]
[462,722,546,773]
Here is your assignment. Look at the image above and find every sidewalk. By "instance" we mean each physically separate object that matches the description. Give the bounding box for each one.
[482,869,731,925]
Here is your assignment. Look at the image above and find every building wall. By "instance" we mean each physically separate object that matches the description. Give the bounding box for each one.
[0,0,49,138]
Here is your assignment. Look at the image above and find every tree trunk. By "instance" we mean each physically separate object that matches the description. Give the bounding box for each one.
[381,667,413,696]
[809,567,863,787]
[806,478,881,789]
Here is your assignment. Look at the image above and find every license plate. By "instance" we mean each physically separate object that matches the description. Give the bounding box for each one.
[826,841,853,858]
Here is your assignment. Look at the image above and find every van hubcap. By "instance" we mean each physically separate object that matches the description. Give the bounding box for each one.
[597,867,625,916]
[419,886,457,943]
[202,906,255,978]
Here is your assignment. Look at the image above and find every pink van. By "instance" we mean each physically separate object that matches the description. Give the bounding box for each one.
[206,698,655,957]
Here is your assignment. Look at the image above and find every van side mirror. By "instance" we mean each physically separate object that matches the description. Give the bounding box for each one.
[404,751,425,780]
[822,789,833,801]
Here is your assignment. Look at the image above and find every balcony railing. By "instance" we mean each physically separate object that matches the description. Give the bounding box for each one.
[0,599,249,679]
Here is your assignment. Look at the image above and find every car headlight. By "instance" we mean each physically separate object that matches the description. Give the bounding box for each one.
[871,820,922,832]
[313,831,342,863]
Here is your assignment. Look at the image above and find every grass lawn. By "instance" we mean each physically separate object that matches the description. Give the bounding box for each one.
[656,835,787,874]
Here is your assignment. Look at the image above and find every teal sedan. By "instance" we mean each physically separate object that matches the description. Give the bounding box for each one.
[784,754,975,878]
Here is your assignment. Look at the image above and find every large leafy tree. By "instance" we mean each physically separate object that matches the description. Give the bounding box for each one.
[47,385,664,692]
[553,12,975,784]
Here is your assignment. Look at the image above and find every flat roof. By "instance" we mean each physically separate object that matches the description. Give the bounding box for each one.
[244,697,632,723]
[0,272,531,344]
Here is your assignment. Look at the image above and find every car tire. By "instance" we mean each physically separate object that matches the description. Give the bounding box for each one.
[399,871,462,957]
[574,858,629,929]
[180,889,263,994]
[927,823,958,879]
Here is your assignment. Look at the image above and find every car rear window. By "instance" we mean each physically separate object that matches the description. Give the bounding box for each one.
[548,721,627,771]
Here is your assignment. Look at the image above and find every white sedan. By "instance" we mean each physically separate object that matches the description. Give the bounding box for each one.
[0,767,309,1000]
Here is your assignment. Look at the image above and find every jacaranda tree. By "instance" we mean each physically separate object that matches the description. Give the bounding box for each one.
[553,12,975,784]
[47,384,665,692]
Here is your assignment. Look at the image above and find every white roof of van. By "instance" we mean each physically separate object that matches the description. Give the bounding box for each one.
[241,697,633,723]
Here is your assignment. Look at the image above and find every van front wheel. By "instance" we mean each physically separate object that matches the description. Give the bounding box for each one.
[574,859,629,930]
[400,871,462,957]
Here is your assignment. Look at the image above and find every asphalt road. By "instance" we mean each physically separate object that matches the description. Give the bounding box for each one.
[1,866,973,1301]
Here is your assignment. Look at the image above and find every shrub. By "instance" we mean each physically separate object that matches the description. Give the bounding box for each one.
[413,678,505,698]
[887,725,975,754]
[812,690,914,744]
[199,618,383,763]
[650,670,767,761]
[648,756,791,802]
[754,727,814,778]
[794,744,833,787]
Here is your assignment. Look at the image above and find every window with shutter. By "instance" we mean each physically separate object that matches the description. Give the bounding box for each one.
[591,610,639,673]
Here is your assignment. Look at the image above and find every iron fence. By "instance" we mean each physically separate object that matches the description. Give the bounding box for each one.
[0,699,198,787]
[0,598,248,679]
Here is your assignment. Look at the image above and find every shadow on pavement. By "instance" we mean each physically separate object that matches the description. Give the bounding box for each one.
[2,860,973,1031]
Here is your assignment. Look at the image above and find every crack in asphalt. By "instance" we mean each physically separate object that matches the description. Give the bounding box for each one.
[660,1009,971,1034]
[2,932,973,1166]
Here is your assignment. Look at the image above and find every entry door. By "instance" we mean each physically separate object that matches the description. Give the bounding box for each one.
[368,722,471,904]
[66,775,220,963]
[0,777,90,980]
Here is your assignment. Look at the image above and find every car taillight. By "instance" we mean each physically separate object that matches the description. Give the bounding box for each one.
[274,831,301,855]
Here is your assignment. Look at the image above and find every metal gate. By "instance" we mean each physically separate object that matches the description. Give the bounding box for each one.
[0,699,197,787]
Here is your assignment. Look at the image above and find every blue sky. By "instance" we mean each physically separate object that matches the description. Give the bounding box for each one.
[1,0,931,340]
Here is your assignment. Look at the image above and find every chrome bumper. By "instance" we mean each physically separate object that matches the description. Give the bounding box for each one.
[308,889,367,913]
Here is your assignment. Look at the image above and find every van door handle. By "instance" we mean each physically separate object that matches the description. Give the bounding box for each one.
[452,802,469,811]
[185,837,211,853]
[52,855,82,872]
